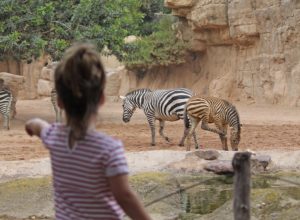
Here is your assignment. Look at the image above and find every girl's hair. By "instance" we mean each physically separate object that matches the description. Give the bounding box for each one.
[54,43,106,144]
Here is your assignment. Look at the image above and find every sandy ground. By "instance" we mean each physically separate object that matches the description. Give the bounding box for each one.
[0,98,300,182]
[0,98,300,219]
[0,98,300,162]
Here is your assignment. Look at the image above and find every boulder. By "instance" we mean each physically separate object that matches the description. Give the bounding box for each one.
[187,149,220,160]
[204,160,234,175]
[37,79,53,97]
[165,0,196,9]
[0,72,24,98]
[40,66,54,82]
[0,72,25,118]
[105,67,123,96]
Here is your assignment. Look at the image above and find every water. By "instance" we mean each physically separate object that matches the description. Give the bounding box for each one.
[171,173,300,219]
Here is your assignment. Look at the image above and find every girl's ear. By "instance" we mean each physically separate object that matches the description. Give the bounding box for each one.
[57,97,64,109]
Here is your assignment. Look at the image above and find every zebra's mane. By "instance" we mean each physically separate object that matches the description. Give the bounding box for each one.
[125,88,152,97]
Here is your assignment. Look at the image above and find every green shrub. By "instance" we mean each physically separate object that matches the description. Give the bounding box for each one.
[123,15,189,70]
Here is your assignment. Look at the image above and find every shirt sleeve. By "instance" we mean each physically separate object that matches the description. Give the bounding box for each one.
[105,140,129,177]
[40,123,56,149]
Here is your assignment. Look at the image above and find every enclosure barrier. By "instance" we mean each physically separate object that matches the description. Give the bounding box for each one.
[142,151,300,219]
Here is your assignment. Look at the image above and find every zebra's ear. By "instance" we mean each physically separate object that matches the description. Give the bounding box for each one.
[119,96,126,100]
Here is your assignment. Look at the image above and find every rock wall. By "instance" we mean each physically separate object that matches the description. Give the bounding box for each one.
[0,54,121,99]
[121,0,299,106]
[0,56,49,99]
[1,0,299,106]
[163,0,300,106]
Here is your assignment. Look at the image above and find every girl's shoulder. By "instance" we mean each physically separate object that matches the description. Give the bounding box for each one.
[85,130,123,150]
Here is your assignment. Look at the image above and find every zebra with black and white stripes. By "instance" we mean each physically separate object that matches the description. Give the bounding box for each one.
[51,88,63,122]
[184,96,241,151]
[0,89,13,130]
[120,88,198,148]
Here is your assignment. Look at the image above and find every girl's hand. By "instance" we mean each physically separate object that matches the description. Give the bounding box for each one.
[25,118,50,137]
[25,122,34,136]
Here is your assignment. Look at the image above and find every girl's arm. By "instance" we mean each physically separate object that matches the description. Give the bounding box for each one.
[109,174,152,220]
[25,118,50,138]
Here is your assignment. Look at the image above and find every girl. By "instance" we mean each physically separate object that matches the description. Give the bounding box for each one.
[25,43,152,220]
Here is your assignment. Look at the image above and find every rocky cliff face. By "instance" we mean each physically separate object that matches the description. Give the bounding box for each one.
[122,0,299,106]
[1,0,299,106]
[163,0,300,106]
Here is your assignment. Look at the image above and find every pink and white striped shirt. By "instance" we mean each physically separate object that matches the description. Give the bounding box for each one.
[41,123,129,220]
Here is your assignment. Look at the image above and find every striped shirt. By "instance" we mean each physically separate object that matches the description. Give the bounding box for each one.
[41,123,129,220]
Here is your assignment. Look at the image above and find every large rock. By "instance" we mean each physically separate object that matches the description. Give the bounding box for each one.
[105,66,124,96]
[37,79,53,97]
[0,72,24,98]
[187,149,220,160]
[165,0,196,9]
[0,72,25,118]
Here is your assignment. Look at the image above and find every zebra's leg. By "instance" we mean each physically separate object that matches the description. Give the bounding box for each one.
[3,114,9,130]
[192,131,199,149]
[10,99,16,119]
[179,128,199,149]
[159,120,170,142]
[219,134,228,151]
[146,115,156,146]
[179,116,199,149]
[201,121,225,136]
[186,117,200,151]
[179,127,188,146]
[215,124,229,151]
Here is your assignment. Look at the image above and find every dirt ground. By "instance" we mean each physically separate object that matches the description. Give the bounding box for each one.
[0,98,300,161]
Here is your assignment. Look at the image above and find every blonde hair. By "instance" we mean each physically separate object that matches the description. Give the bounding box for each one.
[54,43,106,145]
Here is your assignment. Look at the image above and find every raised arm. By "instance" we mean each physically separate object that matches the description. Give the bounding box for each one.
[25,118,50,138]
[109,174,152,220]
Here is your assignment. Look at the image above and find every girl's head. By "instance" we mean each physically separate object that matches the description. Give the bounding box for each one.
[54,43,106,140]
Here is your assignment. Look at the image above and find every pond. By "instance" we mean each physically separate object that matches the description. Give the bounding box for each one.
[130,171,300,220]
[0,171,300,219]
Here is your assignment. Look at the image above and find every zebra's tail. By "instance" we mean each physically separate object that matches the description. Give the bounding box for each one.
[183,104,190,129]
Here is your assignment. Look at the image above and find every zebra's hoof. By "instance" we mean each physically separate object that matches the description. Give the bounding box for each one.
[165,138,170,142]
[178,143,184,147]
[151,143,156,146]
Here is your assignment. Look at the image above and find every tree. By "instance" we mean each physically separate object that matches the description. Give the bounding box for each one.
[0,0,143,61]
[139,0,171,35]
[122,15,188,70]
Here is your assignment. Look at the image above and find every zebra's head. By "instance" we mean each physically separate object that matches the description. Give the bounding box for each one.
[120,96,137,123]
[120,89,152,123]
[230,125,241,151]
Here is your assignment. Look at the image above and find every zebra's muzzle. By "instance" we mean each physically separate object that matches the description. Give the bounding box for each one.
[123,118,130,123]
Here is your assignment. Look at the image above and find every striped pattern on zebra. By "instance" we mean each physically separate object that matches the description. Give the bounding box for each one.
[184,96,241,151]
[51,88,63,122]
[0,89,13,130]
[120,88,198,148]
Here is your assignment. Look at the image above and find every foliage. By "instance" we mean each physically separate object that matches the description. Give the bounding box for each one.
[0,0,143,61]
[122,16,189,70]
[139,0,171,35]
[0,0,185,70]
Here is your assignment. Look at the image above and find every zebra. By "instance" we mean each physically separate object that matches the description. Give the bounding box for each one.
[0,78,16,119]
[0,89,13,130]
[51,88,63,122]
[184,96,241,151]
[120,88,198,148]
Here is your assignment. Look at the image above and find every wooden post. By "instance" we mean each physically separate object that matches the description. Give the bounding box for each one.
[232,152,251,220]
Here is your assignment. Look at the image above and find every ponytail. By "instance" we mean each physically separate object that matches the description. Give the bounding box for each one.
[54,43,106,146]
